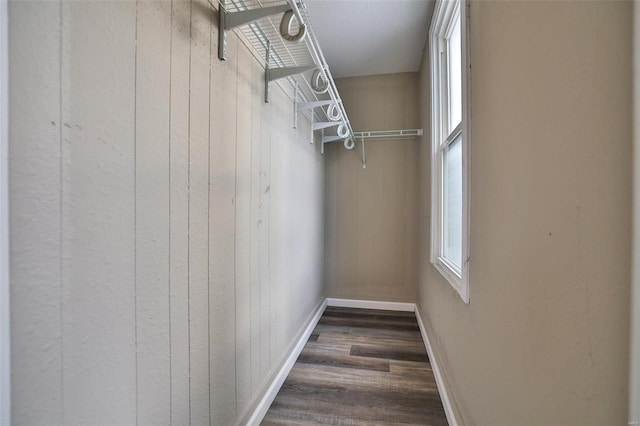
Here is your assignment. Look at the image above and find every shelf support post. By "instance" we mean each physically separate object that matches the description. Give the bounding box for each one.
[264,42,271,103]
[293,82,298,129]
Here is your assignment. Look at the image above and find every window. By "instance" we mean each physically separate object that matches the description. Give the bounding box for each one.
[430,0,470,303]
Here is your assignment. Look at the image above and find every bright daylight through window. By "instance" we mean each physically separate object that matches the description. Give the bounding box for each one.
[429,0,469,303]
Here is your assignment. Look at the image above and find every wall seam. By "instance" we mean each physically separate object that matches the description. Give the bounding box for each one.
[58,0,64,423]
[168,0,174,423]
[233,36,239,418]
[133,2,139,425]
[267,104,272,371]
[207,6,212,423]
[186,1,193,424]
[267,104,271,370]
[248,54,254,397]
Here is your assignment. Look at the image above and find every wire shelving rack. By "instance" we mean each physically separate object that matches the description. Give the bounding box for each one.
[218,0,356,149]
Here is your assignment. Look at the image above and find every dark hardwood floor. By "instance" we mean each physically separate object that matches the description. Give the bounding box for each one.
[261,306,448,425]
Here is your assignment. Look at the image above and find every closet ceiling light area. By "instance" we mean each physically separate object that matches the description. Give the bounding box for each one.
[305,0,434,78]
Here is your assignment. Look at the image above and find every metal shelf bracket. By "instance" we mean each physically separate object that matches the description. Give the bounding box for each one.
[264,40,315,103]
[295,99,335,132]
[321,135,343,144]
[267,65,315,82]
[296,100,334,111]
[312,121,342,131]
[218,3,293,60]
[265,64,315,103]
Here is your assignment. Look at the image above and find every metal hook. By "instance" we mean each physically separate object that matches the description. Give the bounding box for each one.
[326,102,342,121]
[311,69,329,94]
[280,10,307,42]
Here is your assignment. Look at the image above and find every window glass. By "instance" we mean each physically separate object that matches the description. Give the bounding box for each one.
[443,134,462,269]
[448,14,462,130]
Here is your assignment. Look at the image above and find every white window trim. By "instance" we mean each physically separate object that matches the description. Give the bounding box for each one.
[429,0,471,303]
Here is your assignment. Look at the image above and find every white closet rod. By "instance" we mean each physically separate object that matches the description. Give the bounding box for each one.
[349,128,424,169]
[354,128,423,140]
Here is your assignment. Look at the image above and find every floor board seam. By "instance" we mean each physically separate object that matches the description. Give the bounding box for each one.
[262,306,448,426]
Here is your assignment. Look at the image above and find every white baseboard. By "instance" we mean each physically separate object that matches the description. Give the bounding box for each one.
[244,298,458,426]
[326,297,416,312]
[415,307,458,426]
[244,298,327,426]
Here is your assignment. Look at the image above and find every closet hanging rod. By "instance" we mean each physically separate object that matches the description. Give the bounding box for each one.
[353,129,424,140]
[323,129,423,145]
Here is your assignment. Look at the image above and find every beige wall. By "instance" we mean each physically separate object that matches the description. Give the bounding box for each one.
[325,73,419,303]
[418,1,632,424]
[632,1,640,420]
[8,1,325,425]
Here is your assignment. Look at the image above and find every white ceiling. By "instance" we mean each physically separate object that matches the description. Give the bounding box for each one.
[305,0,435,78]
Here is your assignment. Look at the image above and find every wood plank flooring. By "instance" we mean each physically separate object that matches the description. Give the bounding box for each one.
[261,307,448,425]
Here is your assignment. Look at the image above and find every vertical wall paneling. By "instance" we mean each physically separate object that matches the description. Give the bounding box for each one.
[235,37,253,416]
[8,2,62,424]
[208,14,238,426]
[269,88,286,365]
[249,56,263,395]
[9,0,326,423]
[259,74,273,376]
[135,1,172,424]
[169,0,192,423]
[187,0,212,423]
[61,1,137,424]
[0,0,9,422]
[289,106,324,338]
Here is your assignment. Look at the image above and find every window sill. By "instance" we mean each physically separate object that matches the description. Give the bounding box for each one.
[432,257,469,304]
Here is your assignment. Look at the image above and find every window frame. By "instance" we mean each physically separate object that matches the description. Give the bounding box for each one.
[429,0,470,303]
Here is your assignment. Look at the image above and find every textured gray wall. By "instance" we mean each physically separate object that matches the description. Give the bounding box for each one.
[8,0,325,424]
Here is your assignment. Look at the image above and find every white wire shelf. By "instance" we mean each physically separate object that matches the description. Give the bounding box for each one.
[335,128,424,169]
[218,0,356,149]
[353,129,424,140]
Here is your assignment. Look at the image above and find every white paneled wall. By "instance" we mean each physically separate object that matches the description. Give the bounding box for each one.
[8,0,325,425]
[0,0,9,423]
